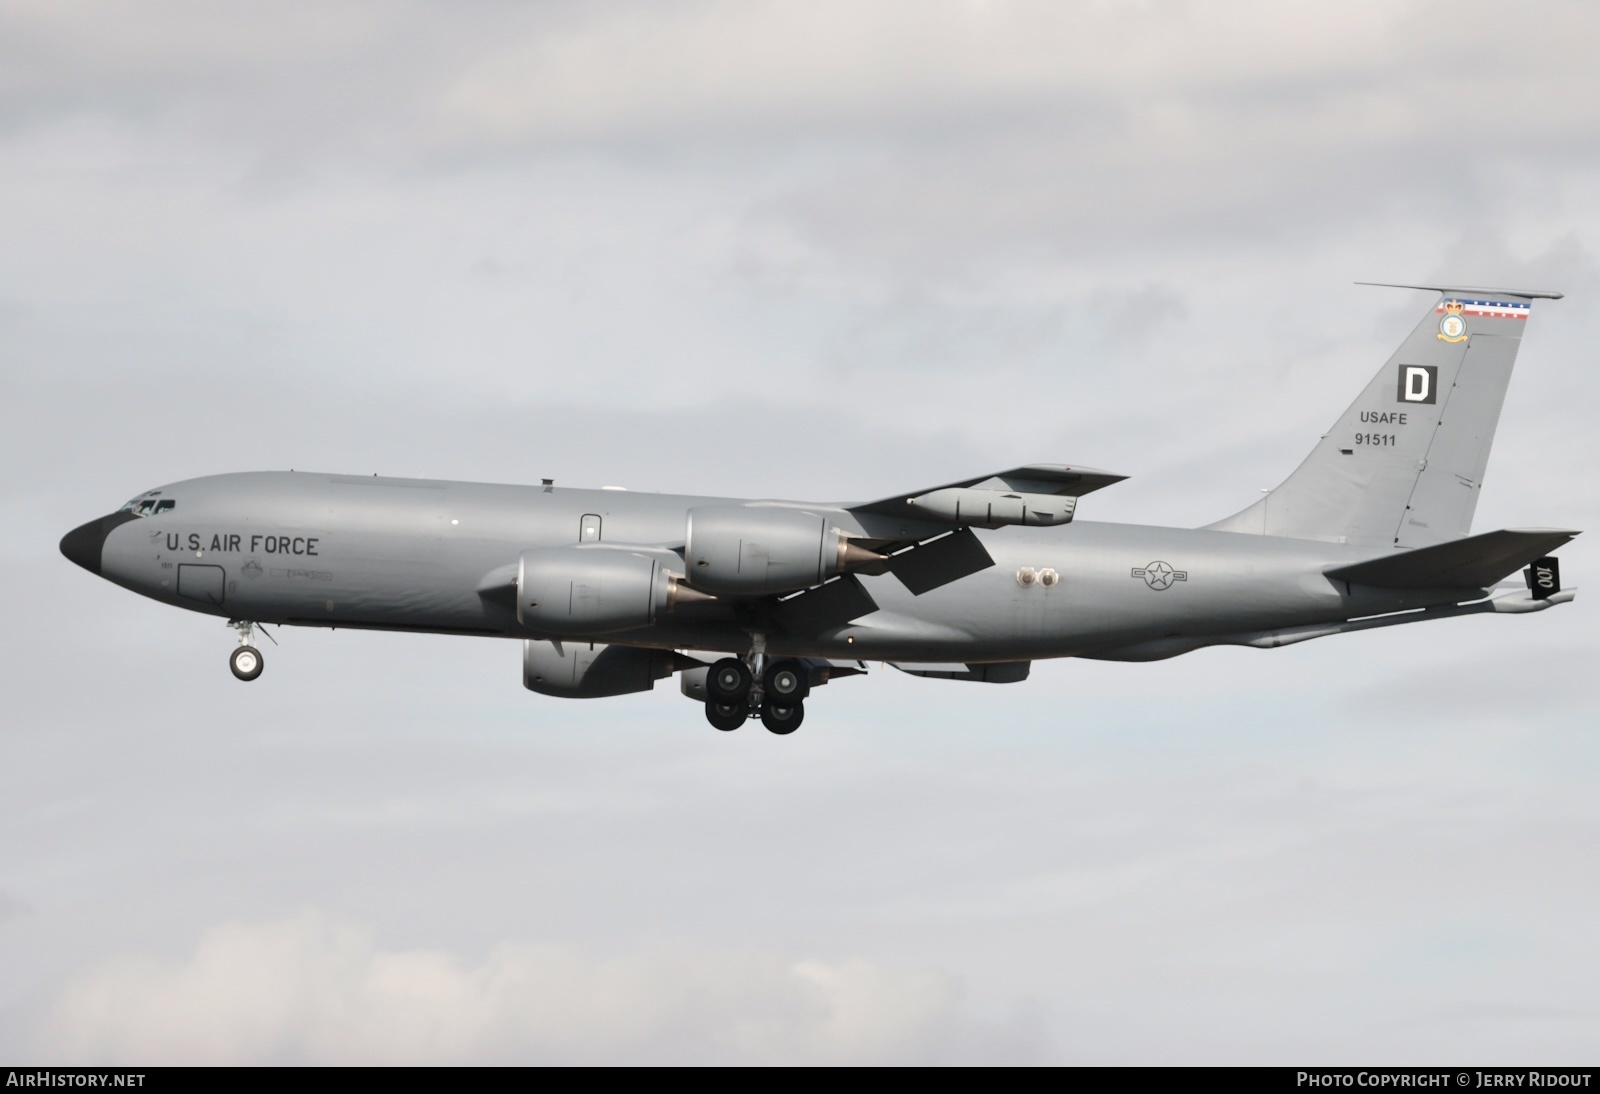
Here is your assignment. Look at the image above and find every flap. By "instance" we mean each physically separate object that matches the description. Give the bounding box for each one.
[769,575,879,638]
[885,528,995,595]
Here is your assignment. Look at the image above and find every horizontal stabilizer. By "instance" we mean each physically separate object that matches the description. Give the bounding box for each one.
[1324,528,1580,589]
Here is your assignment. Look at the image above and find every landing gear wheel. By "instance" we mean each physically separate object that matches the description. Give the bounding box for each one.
[761,700,804,735]
[706,658,753,704]
[762,659,809,703]
[230,645,264,682]
[705,700,747,732]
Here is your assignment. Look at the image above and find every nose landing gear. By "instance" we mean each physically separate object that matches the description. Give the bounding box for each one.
[230,644,264,681]
[227,619,269,682]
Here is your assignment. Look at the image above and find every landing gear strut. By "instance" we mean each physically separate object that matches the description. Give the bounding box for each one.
[702,639,807,735]
[228,619,264,682]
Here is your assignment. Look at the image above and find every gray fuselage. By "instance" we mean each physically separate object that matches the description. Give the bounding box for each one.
[82,471,1471,663]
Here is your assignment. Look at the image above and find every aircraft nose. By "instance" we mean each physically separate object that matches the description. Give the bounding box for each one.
[60,512,139,575]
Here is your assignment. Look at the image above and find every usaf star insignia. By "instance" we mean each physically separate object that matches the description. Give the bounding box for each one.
[1131,560,1188,590]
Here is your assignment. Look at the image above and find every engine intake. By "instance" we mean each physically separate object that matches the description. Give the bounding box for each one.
[684,506,881,597]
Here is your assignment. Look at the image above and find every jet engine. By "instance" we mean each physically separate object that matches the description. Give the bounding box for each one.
[523,640,679,698]
[517,547,704,636]
[684,506,882,596]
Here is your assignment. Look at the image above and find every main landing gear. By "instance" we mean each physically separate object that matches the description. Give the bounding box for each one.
[760,701,804,735]
[705,700,747,732]
[701,642,809,735]
[228,619,266,682]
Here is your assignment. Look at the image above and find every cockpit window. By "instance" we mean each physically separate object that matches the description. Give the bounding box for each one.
[119,492,174,517]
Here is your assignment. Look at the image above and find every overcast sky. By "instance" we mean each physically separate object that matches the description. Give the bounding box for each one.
[3,0,1598,1064]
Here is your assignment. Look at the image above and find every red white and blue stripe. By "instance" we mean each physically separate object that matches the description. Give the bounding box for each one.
[1435,298,1532,319]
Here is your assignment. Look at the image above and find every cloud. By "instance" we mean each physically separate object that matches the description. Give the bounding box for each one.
[0,889,28,923]
[429,1,1600,157]
[9,1,1600,169]
[39,914,1020,1065]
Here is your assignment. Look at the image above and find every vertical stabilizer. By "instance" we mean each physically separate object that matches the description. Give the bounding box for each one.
[1208,285,1560,548]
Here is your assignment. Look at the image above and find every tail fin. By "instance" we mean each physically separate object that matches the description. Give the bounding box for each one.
[1208,283,1562,548]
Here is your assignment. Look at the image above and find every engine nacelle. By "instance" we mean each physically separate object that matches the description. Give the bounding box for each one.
[523,640,678,698]
[684,506,879,597]
[518,546,696,636]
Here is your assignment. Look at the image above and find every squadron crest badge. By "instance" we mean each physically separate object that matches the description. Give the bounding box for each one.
[1436,300,1468,343]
